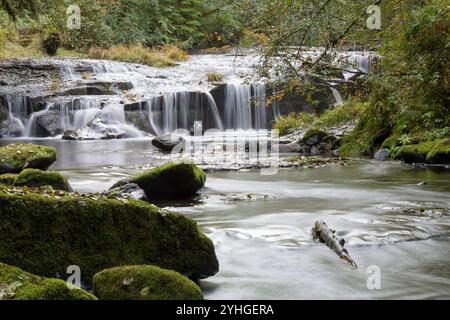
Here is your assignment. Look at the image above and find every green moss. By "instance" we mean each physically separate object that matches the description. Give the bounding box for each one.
[132,161,206,199]
[0,187,218,283]
[0,173,17,186]
[0,262,96,300]
[381,134,401,149]
[0,144,57,174]
[93,265,203,300]
[426,138,450,164]
[13,169,72,191]
[395,141,435,164]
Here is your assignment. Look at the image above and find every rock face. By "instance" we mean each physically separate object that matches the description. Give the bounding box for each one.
[280,129,339,155]
[13,169,72,191]
[62,118,127,140]
[152,134,185,152]
[93,265,203,300]
[374,148,391,161]
[395,138,450,164]
[0,144,57,174]
[0,187,218,282]
[130,161,206,199]
[0,262,96,300]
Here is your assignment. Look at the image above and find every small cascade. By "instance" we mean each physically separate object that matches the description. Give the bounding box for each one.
[91,60,134,74]
[60,63,81,81]
[224,83,268,130]
[4,95,29,136]
[330,87,344,107]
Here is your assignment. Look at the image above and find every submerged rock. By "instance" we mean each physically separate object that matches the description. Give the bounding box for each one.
[62,118,127,141]
[0,262,96,300]
[130,161,206,199]
[152,134,185,152]
[0,143,57,174]
[93,265,203,300]
[13,168,72,191]
[395,138,450,164]
[0,186,219,282]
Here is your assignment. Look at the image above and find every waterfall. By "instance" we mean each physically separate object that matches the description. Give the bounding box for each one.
[4,95,28,137]
[331,87,344,107]
[203,92,224,131]
[60,63,81,81]
[224,83,268,130]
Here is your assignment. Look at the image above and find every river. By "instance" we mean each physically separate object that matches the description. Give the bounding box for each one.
[1,138,449,299]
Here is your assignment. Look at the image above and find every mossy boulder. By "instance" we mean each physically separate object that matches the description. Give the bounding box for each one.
[93,265,203,300]
[301,129,329,146]
[426,138,450,164]
[0,187,218,283]
[130,161,206,199]
[396,138,450,164]
[0,262,96,300]
[0,144,57,174]
[0,173,17,186]
[13,169,72,191]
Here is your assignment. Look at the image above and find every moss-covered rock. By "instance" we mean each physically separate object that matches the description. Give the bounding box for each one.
[13,168,72,191]
[301,129,329,146]
[0,144,57,174]
[130,161,206,199]
[426,138,450,164]
[0,187,218,283]
[93,265,203,300]
[0,262,96,300]
[396,139,450,164]
[0,173,17,186]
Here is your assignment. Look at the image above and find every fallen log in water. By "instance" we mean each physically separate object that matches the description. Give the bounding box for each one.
[312,221,357,268]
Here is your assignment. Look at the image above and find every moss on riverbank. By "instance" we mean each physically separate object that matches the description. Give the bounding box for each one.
[13,169,72,191]
[0,144,56,174]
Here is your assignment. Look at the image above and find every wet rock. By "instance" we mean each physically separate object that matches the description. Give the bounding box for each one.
[225,193,275,202]
[374,148,391,161]
[93,265,203,300]
[0,143,57,174]
[130,161,206,199]
[104,183,146,201]
[13,168,72,191]
[0,186,219,281]
[62,118,127,140]
[0,262,97,300]
[152,134,185,152]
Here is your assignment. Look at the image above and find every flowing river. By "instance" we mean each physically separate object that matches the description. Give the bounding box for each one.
[1,138,449,299]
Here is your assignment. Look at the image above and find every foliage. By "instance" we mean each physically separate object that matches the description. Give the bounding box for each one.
[207,71,224,83]
[273,112,316,136]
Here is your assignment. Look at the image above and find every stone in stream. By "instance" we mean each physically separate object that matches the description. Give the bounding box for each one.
[93,265,203,300]
[374,148,391,161]
[114,161,207,200]
[0,262,96,300]
[0,143,57,174]
[62,118,127,140]
[152,134,186,152]
[0,186,219,282]
[104,182,147,201]
[13,168,72,191]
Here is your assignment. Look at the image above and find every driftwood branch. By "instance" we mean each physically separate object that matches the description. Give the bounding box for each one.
[312,221,357,268]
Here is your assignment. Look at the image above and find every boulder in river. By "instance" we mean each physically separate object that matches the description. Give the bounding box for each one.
[130,161,206,199]
[152,134,185,152]
[0,143,57,174]
[0,186,218,282]
[62,118,127,141]
[93,265,203,300]
[13,168,72,191]
[0,262,96,300]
